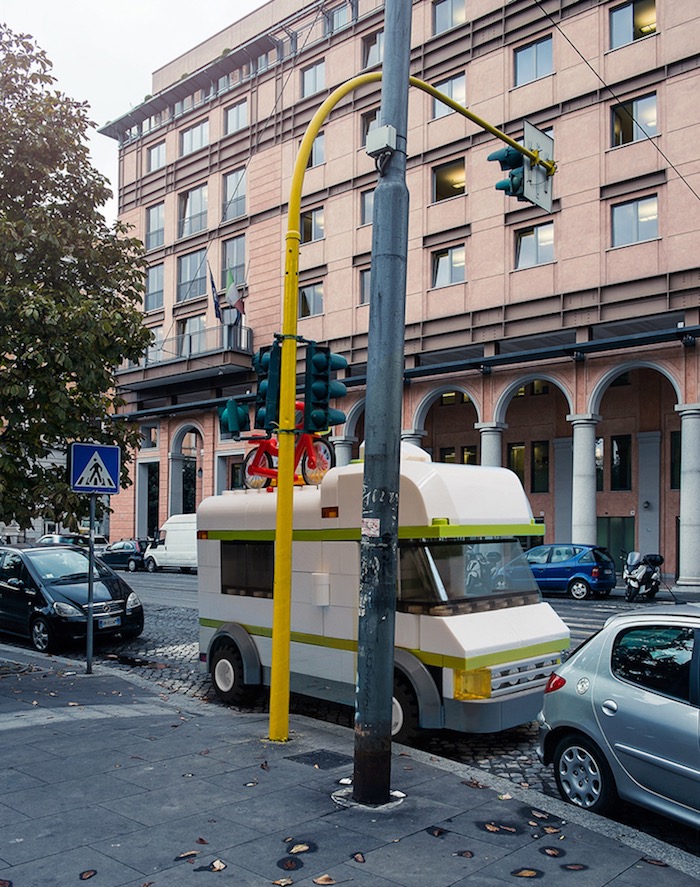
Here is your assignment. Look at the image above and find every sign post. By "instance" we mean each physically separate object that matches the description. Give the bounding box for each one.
[69,443,121,674]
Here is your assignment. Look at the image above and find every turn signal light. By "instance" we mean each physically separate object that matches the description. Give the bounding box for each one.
[453,668,491,700]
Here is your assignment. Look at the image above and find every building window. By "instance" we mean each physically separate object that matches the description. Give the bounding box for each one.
[440,391,465,405]
[145,203,164,250]
[180,120,209,156]
[363,30,384,67]
[507,443,525,484]
[612,93,657,146]
[670,430,681,490]
[147,141,166,172]
[433,159,465,202]
[306,132,325,168]
[225,99,248,134]
[177,249,207,301]
[302,60,325,97]
[223,168,246,220]
[432,73,466,119]
[145,264,164,312]
[325,4,350,35]
[463,445,478,464]
[140,425,158,448]
[361,189,374,225]
[611,195,658,246]
[514,36,553,86]
[610,0,656,50]
[177,315,206,357]
[301,207,324,243]
[146,326,163,365]
[299,282,324,318]
[531,441,549,493]
[595,437,604,491]
[361,108,379,146]
[359,268,371,305]
[178,185,207,238]
[432,245,465,287]
[433,0,466,35]
[532,380,549,395]
[611,434,632,491]
[515,222,554,268]
[222,235,245,289]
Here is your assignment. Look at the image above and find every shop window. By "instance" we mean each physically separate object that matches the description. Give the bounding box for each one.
[611,434,632,491]
[531,441,549,493]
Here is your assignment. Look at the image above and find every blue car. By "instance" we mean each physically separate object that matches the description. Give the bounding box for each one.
[522,544,616,600]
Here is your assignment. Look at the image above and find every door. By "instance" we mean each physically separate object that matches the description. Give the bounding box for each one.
[525,546,553,591]
[545,545,578,591]
[592,623,700,812]
[0,552,36,634]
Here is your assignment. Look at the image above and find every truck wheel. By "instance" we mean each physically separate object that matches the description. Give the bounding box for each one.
[392,676,419,744]
[553,734,617,815]
[145,557,157,573]
[211,644,252,705]
[568,579,591,600]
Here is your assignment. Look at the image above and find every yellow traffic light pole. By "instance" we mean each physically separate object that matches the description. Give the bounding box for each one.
[268,73,556,741]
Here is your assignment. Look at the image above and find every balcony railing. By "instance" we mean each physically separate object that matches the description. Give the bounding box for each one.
[116,322,253,375]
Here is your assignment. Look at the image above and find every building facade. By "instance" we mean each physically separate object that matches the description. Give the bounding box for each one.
[101,0,700,589]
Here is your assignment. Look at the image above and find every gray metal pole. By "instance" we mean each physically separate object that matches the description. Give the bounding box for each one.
[86,493,95,674]
[353,0,412,806]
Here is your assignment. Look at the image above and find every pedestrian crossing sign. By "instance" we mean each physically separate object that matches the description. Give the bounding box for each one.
[70,443,121,495]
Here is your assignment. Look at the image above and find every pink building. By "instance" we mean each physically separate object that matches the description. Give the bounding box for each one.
[101,0,700,591]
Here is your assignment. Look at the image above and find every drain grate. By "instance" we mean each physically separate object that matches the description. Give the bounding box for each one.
[285,749,354,770]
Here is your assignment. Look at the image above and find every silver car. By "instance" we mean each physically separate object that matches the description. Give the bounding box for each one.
[538,603,700,829]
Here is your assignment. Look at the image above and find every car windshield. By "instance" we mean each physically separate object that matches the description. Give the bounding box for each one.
[26,548,112,582]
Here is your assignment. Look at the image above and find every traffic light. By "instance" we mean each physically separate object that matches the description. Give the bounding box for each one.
[253,341,281,430]
[218,398,250,439]
[303,342,347,433]
[487,145,525,199]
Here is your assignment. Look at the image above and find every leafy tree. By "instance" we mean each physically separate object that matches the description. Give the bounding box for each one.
[0,25,152,529]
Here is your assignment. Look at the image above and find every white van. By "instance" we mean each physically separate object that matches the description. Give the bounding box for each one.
[197,445,569,740]
[144,514,197,573]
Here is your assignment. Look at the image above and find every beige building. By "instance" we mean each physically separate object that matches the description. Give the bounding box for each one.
[101,0,700,589]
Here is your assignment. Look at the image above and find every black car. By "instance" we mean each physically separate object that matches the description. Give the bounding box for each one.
[0,545,144,653]
[99,539,150,572]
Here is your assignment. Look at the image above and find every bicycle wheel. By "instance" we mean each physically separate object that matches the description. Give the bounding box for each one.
[243,447,273,489]
[301,438,335,485]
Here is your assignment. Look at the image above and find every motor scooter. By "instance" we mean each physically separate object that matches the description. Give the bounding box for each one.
[622,551,663,602]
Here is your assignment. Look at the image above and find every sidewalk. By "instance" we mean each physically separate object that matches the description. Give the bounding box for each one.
[1,645,698,886]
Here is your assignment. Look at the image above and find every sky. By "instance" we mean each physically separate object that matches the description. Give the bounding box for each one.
[1,0,269,221]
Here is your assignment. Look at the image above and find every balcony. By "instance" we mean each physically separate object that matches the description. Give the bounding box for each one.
[115,322,253,392]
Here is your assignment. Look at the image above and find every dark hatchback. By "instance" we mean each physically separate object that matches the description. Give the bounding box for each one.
[99,539,150,572]
[0,545,144,653]
[497,543,616,600]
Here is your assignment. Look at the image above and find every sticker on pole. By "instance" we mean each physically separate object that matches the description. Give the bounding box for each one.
[70,443,121,495]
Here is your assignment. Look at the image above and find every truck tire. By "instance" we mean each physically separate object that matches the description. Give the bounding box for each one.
[392,675,419,744]
[211,644,253,705]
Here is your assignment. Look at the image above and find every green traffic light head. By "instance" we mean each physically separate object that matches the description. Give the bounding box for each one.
[487,145,524,170]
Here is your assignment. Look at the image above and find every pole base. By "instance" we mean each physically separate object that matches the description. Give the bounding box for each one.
[331,786,406,810]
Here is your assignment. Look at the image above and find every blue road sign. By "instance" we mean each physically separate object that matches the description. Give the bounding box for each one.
[70,443,121,495]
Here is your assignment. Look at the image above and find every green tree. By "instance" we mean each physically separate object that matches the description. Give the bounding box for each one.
[0,25,152,529]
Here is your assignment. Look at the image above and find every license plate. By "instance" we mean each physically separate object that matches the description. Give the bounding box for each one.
[98,616,121,629]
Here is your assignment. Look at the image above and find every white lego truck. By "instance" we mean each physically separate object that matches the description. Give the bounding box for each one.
[197,444,569,740]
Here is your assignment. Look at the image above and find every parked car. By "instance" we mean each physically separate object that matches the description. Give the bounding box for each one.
[497,543,616,600]
[99,539,150,572]
[0,544,144,653]
[36,533,109,554]
[538,604,700,829]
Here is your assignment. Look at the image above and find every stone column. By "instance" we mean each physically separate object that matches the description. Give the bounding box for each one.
[567,414,600,545]
[330,436,356,467]
[474,422,507,467]
[400,429,425,449]
[674,404,700,593]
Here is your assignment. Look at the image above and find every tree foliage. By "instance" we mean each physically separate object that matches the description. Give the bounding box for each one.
[0,25,152,529]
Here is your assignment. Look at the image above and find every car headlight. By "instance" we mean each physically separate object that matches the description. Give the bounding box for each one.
[53,601,84,618]
[126,591,142,614]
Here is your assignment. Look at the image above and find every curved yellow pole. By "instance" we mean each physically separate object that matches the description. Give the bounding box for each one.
[268,72,556,741]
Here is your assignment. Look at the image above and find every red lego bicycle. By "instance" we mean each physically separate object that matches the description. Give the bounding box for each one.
[242,402,335,489]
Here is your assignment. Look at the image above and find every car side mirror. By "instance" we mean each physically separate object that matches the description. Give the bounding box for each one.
[8,577,34,595]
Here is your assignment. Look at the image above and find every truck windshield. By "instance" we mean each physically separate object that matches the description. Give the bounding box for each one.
[398,538,539,614]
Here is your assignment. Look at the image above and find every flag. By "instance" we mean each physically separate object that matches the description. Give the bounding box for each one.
[225,269,245,326]
[208,264,223,322]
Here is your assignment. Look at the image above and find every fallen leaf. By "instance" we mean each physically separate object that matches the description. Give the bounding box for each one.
[484,823,500,832]
[289,844,310,854]
[453,850,474,858]
[245,780,259,787]
[210,859,226,871]
[512,868,541,878]
[312,876,336,885]
[353,852,365,863]
[501,825,517,833]
[174,850,200,860]
[199,749,210,755]
[261,761,270,771]
[79,872,97,881]
[196,837,209,845]
[426,826,447,837]
[542,847,561,857]
[562,864,588,871]
[498,793,512,800]
[543,826,560,834]
[462,778,488,789]
[530,810,549,819]
[272,879,294,886]
[642,859,669,867]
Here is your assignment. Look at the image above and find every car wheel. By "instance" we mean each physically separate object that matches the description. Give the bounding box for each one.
[392,675,419,744]
[145,557,157,573]
[568,578,591,600]
[211,644,253,705]
[31,616,56,654]
[553,734,617,815]
[127,558,138,572]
